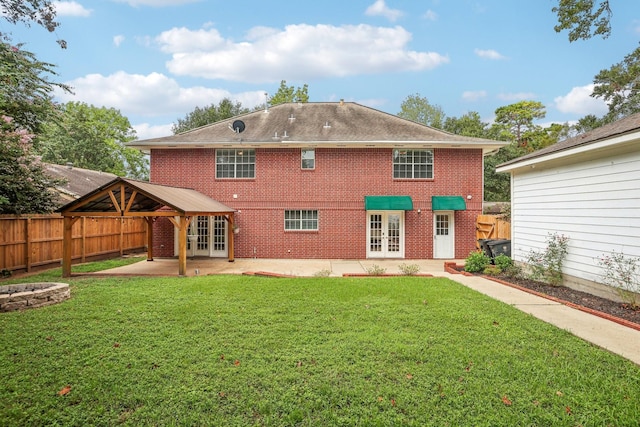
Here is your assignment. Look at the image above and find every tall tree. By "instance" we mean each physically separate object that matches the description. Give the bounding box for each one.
[269,80,309,106]
[398,93,446,129]
[443,111,489,137]
[592,45,640,121]
[0,42,70,133]
[38,102,148,180]
[493,100,546,147]
[172,98,248,134]
[0,116,62,214]
[0,0,66,48]
[552,0,612,42]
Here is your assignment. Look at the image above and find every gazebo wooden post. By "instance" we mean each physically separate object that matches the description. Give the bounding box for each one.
[178,215,189,276]
[62,215,75,278]
[145,216,154,261]
[228,213,235,262]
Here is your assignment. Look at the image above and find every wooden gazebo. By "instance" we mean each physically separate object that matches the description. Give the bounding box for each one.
[57,177,236,277]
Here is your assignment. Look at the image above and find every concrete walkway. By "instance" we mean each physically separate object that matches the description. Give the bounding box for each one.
[97,257,640,365]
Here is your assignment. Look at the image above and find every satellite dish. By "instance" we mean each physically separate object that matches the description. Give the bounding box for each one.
[232,120,245,133]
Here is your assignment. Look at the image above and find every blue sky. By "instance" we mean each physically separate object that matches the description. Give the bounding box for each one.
[5,0,640,139]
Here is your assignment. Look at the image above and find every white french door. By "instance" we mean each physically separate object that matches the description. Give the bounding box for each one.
[183,215,228,257]
[367,211,404,258]
[433,212,454,259]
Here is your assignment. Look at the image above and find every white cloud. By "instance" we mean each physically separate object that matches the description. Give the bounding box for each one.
[365,0,403,22]
[157,24,449,83]
[462,90,487,101]
[423,10,438,21]
[554,84,608,115]
[113,35,125,47]
[54,71,266,117]
[53,1,91,17]
[474,48,505,60]
[497,92,536,101]
[114,0,200,6]
[133,122,174,140]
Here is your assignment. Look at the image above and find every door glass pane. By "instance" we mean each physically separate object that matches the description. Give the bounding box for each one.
[387,214,400,252]
[436,214,449,236]
[212,216,226,251]
[369,214,382,252]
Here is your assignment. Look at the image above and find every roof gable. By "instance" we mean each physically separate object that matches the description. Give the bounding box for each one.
[57,177,235,216]
[498,112,640,170]
[129,102,505,153]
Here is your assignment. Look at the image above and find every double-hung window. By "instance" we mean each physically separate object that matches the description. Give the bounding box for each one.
[301,149,315,169]
[285,210,318,230]
[216,149,255,178]
[393,149,433,179]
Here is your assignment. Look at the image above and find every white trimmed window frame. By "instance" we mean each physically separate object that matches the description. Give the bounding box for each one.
[216,149,255,178]
[285,210,319,230]
[392,149,433,179]
[301,149,315,170]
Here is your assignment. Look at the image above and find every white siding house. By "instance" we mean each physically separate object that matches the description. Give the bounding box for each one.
[496,113,640,300]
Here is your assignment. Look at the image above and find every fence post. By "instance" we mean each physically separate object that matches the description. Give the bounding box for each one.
[81,217,86,263]
[25,217,32,273]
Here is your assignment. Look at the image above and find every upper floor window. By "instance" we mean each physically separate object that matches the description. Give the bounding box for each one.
[393,149,433,179]
[216,149,255,178]
[285,210,318,230]
[301,149,315,170]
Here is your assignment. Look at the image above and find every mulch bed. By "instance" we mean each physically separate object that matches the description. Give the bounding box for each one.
[445,263,640,329]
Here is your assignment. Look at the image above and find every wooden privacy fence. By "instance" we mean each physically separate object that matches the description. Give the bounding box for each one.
[476,214,511,245]
[1,214,146,273]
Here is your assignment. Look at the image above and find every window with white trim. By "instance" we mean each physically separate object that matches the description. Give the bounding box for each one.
[216,149,255,178]
[301,149,315,169]
[285,210,318,230]
[393,149,433,179]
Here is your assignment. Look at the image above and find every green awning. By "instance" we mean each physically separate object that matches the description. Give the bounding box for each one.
[364,196,413,211]
[432,196,466,211]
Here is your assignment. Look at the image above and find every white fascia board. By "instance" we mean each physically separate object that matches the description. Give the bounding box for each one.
[496,133,639,174]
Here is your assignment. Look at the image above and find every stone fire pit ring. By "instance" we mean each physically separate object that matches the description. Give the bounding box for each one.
[0,283,70,312]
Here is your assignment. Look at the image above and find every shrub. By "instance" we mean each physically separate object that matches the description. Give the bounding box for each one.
[483,266,502,276]
[503,263,524,279]
[464,251,491,273]
[494,254,513,271]
[313,269,331,277]
[597,251,640,309]
[525,233,569,286]
[366,264,386,275]
[398,263,420,275]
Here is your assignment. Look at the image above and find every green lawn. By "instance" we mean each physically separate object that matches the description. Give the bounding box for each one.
[1,261,639,426]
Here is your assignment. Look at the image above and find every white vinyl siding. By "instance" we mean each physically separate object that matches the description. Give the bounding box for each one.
[511,150,640,284]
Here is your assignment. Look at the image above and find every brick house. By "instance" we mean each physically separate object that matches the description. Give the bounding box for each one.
[130,102,505,260]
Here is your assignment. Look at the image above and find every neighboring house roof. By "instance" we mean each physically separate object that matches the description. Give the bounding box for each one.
[57,177,235,216]
[497,112,640,172]
[44,163,118,204]
[129,102,506,154]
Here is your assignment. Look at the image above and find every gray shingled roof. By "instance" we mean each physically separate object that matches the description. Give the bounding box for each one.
[498,112,640,169]
[129,102,505,153]
[57,177,235,215]
[44,163,118,204]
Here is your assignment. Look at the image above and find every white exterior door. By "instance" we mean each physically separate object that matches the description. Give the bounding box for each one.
[367,211,404,258]
[183,215,228,257]
[433,212,454,259]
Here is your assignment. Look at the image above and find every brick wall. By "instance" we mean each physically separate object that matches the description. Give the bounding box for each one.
[150,147,483,259]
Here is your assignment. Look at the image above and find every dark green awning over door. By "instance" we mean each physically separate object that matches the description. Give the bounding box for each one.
[431,196,466,211]
[364,196,413,210]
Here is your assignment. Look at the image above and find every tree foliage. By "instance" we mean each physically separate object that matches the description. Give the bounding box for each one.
[0,0,66,48]
[443,111,489,137]
[38,102,148,180]
[493,100,546,146]
[592,45,640,121]
[398,93,446,128]
[0,42,70,133]
[269,80,309,106]
[552,0,612,42]
[172,98,248,134]
[0,116,62,214]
